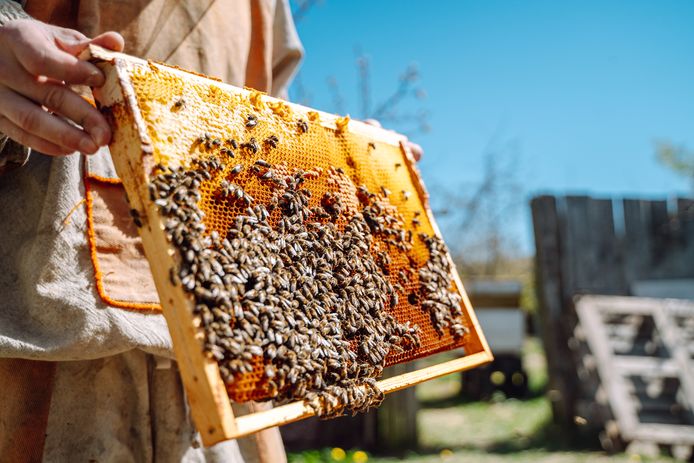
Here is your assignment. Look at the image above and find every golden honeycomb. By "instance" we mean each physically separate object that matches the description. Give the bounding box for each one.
[115,62,472,403]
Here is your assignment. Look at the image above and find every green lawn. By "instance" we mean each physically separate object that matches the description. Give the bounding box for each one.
[288,339,677,463]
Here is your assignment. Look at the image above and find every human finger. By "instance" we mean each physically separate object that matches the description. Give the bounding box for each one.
[7,24,104,86]
[407,141,423,162]
[0,87,98,153]
[8,76,111,146]
[0,115,72,156]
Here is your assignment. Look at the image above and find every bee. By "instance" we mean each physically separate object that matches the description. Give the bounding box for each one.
[395,162,402,169]
[264,135,279,148]
[169,267,179,286]
[254,159,271,168]
[242,138,259,153]
[297,119,309,133]
[218,180,235,197]
[380,186,390,197]
[172,98,186,110]
[401,190,411,201]
[368,142,376,150]
[412,217,421,228]
[246,114,257,128]
[129,208,143,227]
[226,138,238,149]
[229,164,243,175]
[335,167,345,174]
[220,147,235,158]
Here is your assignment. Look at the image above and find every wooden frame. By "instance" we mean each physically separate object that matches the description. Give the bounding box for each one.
[82,45,493,446]
[576,295,694,446]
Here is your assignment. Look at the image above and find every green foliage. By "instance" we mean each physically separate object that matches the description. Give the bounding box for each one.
[655,140,694,191]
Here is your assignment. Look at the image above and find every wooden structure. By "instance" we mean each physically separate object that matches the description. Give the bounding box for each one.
[531,195,694,438]
[85,45,492,446]
[461,280,528,399]
[575,295,694,453]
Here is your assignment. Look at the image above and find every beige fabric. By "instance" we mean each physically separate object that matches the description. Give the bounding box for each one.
[0,0,28,25]
[43,350,246,462]
[24,0,302,92]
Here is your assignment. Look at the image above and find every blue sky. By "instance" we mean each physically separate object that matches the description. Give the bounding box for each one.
[289,1,694,254]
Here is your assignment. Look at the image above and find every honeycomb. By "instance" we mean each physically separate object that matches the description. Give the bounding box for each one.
[119,62,472,402]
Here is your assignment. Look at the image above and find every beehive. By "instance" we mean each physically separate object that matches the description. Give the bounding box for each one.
[84,45,492,445]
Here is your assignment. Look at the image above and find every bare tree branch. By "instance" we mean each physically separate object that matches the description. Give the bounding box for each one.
[290,72,312,106]
[432,136,524,278]
[292,0,322,24]
[355,50,371,119]
[326,76,345,114]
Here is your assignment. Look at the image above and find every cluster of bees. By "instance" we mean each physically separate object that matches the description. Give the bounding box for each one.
[147,111,466,416]
[419,235,467,338]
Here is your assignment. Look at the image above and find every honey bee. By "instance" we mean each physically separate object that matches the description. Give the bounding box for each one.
[246,114,258,128]
[264,135,279,148]
[242,138,259,153]
[172,98,186,111]
[297,119,309,133]
[218,180,234,197]
[220,147,235,158]
[129,208,143,227]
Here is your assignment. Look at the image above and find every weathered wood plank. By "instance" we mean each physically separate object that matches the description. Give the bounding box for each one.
[576,295,694,447]
[531,195,576,425]
[623,199,652,284]
[562,196,625,297]
[377,363,419,453]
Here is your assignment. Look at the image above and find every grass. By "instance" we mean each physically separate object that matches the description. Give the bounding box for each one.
[288,338,678,463]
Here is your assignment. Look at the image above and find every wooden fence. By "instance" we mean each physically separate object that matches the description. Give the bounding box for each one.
[531,195,694,428]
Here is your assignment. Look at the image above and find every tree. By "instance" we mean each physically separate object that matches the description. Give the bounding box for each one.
[432,136,525,278]
[655,140,694,193]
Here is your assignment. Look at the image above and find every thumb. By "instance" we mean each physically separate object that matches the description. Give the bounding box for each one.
[55,30,125,56]
[53,28,91,56]
[90,32,125,52]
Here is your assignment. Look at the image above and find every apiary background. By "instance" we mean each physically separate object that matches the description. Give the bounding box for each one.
[86,45,491,444]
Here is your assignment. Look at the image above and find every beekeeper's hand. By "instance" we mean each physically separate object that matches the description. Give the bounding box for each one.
[0,19,123,156]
